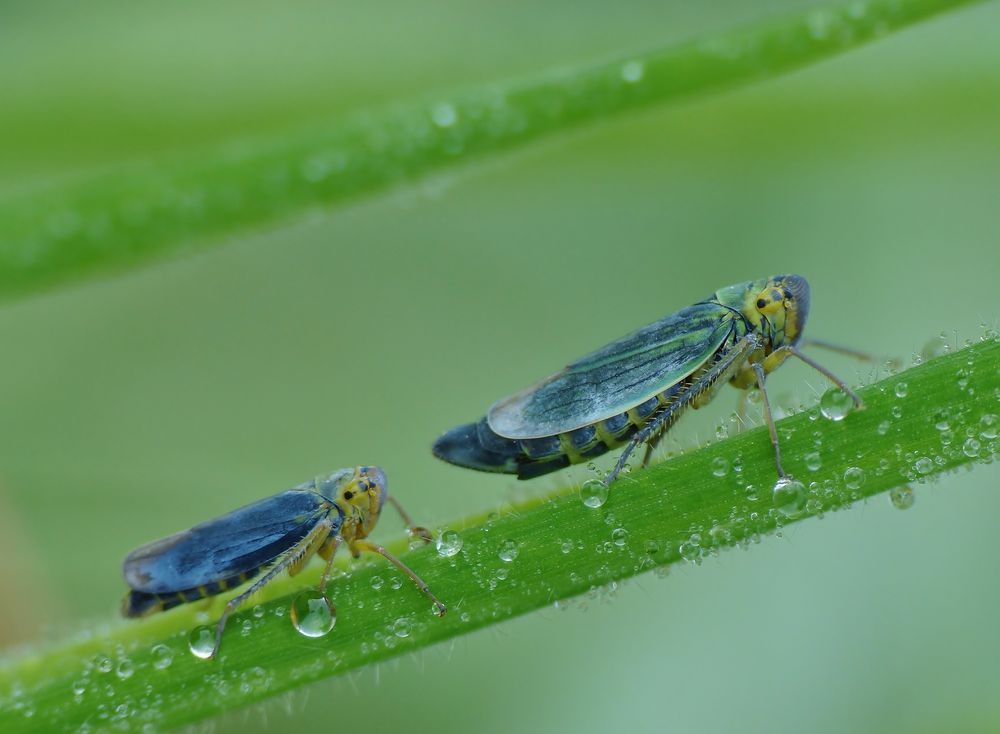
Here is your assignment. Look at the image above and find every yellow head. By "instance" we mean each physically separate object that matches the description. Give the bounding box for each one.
[317,465,387,540]
[726,274,810,349]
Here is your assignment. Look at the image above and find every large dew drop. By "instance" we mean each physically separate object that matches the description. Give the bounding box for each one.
[843,466,866,490]
[819,388,852,421]
[772,477,807,518]
[291,590,336,638]
[188,626,216,660]
[498,539,520,562]
[436,530,464,558]
[580,478,609,509]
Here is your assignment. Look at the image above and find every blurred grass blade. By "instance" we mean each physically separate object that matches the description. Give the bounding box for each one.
[0,0,985,300]
[2,338,999,732]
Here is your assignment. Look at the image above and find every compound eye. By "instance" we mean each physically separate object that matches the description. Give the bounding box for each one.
[756,298,767,309]
[343,490,354,501]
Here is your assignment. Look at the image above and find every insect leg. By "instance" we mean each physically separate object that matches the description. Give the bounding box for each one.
[798,338,874,363]
[318,536,342,596]
[387,495,432,543]
[351,539,447,616]
[606,334,761,486]
[777,346,865,409]
[752,362,788,479]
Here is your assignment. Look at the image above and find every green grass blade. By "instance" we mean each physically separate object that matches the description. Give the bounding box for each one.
[0,0,985,300]
[2,338,998,733]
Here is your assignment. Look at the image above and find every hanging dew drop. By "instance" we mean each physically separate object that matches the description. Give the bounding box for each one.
[843,467,866,490]
[188,626,216,660]
[889,485,915,510]
[819,388,852,421]
[290,590,336,638]
[580,478,609,508]
[772,477,807,518]
[498,539,519,562]
[435,530,464,558]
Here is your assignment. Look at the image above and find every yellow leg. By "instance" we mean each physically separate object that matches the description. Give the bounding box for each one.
[388,495,432,543]
[351,539,446,616]
[318,537,341,595]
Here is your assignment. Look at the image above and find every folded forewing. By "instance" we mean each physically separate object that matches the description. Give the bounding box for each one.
[123,490,335,593]
[489,302,734,438]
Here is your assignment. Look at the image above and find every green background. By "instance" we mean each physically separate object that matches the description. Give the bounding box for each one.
[2,1,999,732]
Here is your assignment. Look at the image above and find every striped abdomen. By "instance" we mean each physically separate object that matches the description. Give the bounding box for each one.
[433,382,689,480]
[122,568,262,618]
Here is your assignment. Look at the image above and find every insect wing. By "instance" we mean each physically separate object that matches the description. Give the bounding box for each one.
[488,301,735,439]
[123,489,334,594]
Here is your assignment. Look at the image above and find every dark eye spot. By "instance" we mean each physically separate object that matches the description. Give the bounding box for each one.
[756,298,767,309]
[783,289,792,300]
[343,490,354,500]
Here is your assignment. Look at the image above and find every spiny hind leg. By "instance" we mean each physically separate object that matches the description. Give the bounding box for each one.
[210,519,333,658]
[640,423,670,468]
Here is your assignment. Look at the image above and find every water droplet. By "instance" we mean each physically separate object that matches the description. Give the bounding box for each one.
[877,420,891,436]
[963,438,982,458]
[679,535,702,562]
[392,617,412,638]
[611,528,628,547]
[580,478,609,509]
[843,466,866,490]
[710,456,730,477]
[498,539,519,562]
[188,626,216,660]
[772,477,807,518]
[804,451,822,471]
[151,644,173,671]
[894,382,908,398]
[819,388,852,421]
[620,60,644,83]
[370,575,385,590]
[291,590,336,638]
[981,414,999,439]
[435,530,464,558]
[889,485,915,510]
[71,679,87,696]
[115,660,134,680]
[891,405,903,419]
[914,457,934,475]
[432,103,457,128]
[94,655,113,674]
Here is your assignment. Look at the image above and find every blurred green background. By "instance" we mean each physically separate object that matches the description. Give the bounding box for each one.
[2,0,999,732]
